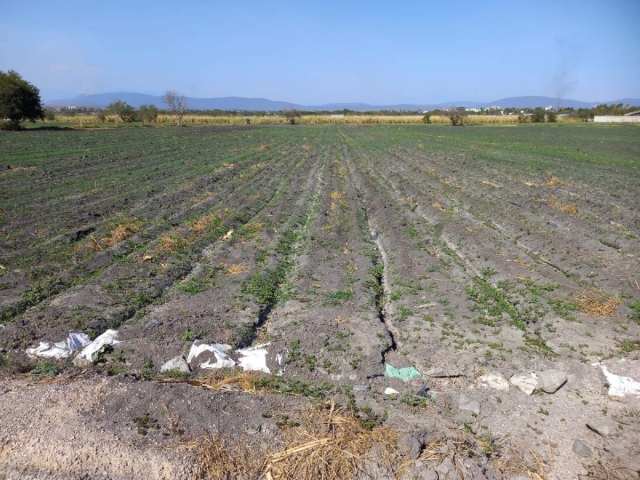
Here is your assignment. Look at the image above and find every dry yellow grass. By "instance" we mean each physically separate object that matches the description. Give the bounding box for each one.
[0,166,38,178]
[481,179,501,188]
[545,177,569,187]
[546,196,578,215]
[156,234,181,253]
[53,113,581,126]
[190,212,223,234]
[78,217,140,252]
[574,288,620,316]
[225,264,249,275]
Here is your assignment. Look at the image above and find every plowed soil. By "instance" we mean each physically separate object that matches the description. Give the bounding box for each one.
[1,124,639,480]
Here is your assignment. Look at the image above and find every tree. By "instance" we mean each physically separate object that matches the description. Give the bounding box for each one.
[445,107,467,126]
[43,109,56,122]
[578,109,593,122]
[283,108,301,125]
[163,90,188,125]
[0,70,44,129]
[106,101,135,123]
[532,108,546,123]
[422,112,432,124]
[137,104,159,123]
[546,110,557,123]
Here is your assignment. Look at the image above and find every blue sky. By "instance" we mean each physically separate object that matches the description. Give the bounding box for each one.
[1,0,639,104]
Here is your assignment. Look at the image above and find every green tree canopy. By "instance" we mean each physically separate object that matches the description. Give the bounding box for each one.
[0,70,44,128]
[137,104,159,123]
[106,101,135,123]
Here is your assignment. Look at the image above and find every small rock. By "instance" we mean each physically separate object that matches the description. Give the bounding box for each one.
[457,394,481,415]
[353,385,370,392]
[478,373,510,391]
[586,418,618,437]
[144,319,161,329]
[572,439,593,457]
[510,374,538,395]
[537,369,567,393]
[398,433,424,460]
[160,356,190,374]
[436,457,461,479]
[384,387,399,395]
[413,462,439,480]
[246,424,261,435]
[415,386,429,397]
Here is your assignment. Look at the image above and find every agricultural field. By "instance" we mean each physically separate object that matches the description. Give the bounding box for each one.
[1,124,639,479]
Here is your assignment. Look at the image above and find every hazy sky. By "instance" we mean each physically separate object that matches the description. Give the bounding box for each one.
[1,1,639,104]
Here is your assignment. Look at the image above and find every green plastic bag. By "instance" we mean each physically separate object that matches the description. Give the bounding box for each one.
[385,364,422,382]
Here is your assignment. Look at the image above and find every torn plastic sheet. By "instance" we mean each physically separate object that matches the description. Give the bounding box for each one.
[187,341,235,369]
[75,329,121,363]
[385,364,422,382]
[237,344,271,374]
[600,365,640,398]
[26,333,91,359]
[276,350,288,376]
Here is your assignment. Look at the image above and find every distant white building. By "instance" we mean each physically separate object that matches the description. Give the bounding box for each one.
[465,107,482,113]
[544,106,555,111]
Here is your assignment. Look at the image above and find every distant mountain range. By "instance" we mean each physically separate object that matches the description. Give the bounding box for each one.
[45,93,640,111]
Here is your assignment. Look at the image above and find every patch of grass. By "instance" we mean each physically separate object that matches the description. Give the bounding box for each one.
[629,301,640,325]
[618,339,640,355]
[325,289,354,305]
[548,298,578,320]
[179,278,210,295]
[132,412,160,435]
[522,335,555,359]
[30,360,60,377]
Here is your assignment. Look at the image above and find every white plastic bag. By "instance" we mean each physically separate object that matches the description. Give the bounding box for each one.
[601,365,640,397]
[187,341,236,369]
[26,333,91,359]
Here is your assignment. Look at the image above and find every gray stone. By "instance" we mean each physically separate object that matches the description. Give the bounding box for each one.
[398,433,424,460]
[457,394,481,415]
[436,457,461,480]
[572,439,594,458]
[144,319,161,329]
[246,424,261,435]
[397,429,443,460]
[537,369,567,393]
[353,384,370,392]
[478,373,510,391]
[510,374,538,395]
[413,461,439,480]
[586,418,618,437]
[160,356,190,374]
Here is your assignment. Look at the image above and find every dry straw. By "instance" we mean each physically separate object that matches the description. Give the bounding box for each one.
[546,196,578,215]
[574,288,620,317]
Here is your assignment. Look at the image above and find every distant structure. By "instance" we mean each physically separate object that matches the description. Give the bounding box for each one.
[594,111,640,123]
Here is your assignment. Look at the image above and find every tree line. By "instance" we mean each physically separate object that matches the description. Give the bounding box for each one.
[0,69,189,129]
